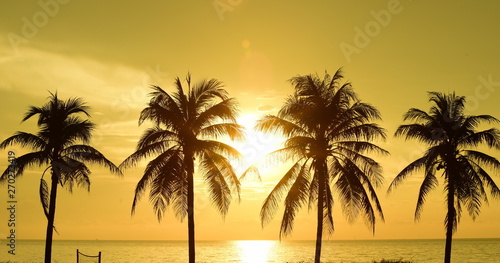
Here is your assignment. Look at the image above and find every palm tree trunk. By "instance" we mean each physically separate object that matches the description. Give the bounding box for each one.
[314,160,326,263]
[186,152,195,263]
[444,183,455,263]
[44,167,59,263]
[314,188,324,263]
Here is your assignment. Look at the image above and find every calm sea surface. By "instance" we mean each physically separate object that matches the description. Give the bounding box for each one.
[1,239,499,263]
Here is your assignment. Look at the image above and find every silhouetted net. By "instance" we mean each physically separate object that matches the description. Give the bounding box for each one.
[76,249,101,263]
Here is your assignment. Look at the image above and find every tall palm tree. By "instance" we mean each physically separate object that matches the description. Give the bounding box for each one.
[256,70,387,263]
[0,92,122,263]
[388,92,500,263]
[120,74,244,263]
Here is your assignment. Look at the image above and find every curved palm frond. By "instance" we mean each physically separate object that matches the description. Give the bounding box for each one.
[0,151,49,181]
[388,156,428,193]
[255,115,309,138]
[120,141,171,169]
[414,166,439,221]
[198,123,245,142]
[280,167,311,238]
[459,128,500,149]
[0,132,47,151]
[261,160,307,226]
[62,145,122,176]
[196,140,242,161]
[199,152,234,217]
[192,98,239,130]
[39,177,50,218]
[136,127,178,150]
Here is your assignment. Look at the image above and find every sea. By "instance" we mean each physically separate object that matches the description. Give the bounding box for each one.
[1,239,499,263]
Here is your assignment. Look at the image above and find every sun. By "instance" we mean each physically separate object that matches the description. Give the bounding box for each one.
[232,114,284,168]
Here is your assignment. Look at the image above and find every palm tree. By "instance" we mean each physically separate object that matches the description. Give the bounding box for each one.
[256,70,387,263]
[120,74,244,263]
[0,92,122,263]
[388,92,500,263]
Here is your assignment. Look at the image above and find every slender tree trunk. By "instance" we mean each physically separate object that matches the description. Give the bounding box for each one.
[44,167,59,263]
[444,183,455,263]
[314,160,326,263]
[186,152,195,263]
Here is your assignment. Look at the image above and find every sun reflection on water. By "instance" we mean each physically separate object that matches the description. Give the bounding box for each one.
[235,240,277,263]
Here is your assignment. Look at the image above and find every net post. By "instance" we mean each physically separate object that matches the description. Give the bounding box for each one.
[98,251,102,263]
[76,249,79,263]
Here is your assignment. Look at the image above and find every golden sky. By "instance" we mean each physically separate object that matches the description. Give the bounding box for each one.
[0,0,499,241]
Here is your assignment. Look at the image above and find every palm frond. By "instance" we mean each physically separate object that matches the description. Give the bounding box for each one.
[139,101,183,128]
[415,166,439,221]
[334,157,384,232]
[280,169,311,238]
[459,128,500,149]
[334,123,387,142]
[56,158,91,193]
[403,108,433,122]
[196,140,242,161]
[39,178,50,219]
[461,115,499,131]
[148,150,184,221]
[334,162,363,223]
[201,150,241,193]
[255,115,308,138]
[457,159,485,220]
[64,96,91,117]
[336,141,389,158]
[131,147,182,217]
[62,145,122,175]
[388,156,428,193]
[464,156,500,198]
[120,141,171,169]
[199,153,233,217]
[323,183,334,235]
[21,105,44,123]
[260,160,305,226]
[464,150,500,171]
[136,127,178,150]
[0,151,49,181]
[192,98,239,130]
[395,124,435,144]
[198,123,245,142]
[0,132,47,151]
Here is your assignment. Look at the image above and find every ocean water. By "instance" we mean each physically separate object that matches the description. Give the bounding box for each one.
[1,239,499,263]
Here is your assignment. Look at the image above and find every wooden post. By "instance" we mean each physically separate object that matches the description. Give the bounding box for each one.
[76,249,79,263]
[98,251,102,263]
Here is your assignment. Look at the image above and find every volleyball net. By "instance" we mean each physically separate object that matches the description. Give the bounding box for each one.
[76,249,101,263]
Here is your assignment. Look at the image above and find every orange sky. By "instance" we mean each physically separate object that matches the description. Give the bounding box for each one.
[0,1,499,241]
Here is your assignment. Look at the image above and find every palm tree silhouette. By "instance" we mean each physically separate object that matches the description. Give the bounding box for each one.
[0,92,122,263]
[256,70,387,263]
[120,74,244,263]
[388,92,500,263]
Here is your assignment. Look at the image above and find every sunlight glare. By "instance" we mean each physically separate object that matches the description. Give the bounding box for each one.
[233,114,284,170]
[236,240,276,263]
